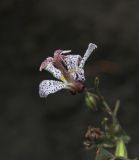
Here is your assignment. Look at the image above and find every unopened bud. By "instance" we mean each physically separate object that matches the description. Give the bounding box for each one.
[85,92,97,110]
[115,139,128,158]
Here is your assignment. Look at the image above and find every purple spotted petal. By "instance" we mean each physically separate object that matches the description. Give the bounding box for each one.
[79,43,97,68]
[63,55,82,70]
[45,63,63,80]
[39,57,53,71]
[69,68,85,82]
[75,68,85,81]
[39,80,66,97]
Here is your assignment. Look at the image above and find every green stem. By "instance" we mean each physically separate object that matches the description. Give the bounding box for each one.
[96,91,112,115]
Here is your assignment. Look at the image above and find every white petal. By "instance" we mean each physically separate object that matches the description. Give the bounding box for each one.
[76,68,85,81]
[39,80,66,97]
[79,43,97,68]
[45,63,63,80]
[39,57,53,71]
[69,68,85,82]
[64,55,82,69]
[63,55,85,82]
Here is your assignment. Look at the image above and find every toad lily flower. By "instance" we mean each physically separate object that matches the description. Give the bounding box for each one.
[39,43,97,97]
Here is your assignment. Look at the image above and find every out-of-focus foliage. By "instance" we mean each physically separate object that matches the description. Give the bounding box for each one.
[84,77,138,160]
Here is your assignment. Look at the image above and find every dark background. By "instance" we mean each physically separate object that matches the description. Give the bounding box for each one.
[0,0,139,160]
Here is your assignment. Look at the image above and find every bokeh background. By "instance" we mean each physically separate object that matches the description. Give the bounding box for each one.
[0,0,139,159]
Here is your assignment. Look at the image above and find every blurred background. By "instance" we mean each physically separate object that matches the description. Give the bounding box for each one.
[0,0,139,159]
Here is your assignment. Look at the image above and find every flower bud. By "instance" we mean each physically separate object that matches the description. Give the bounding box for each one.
[115,139,128,158]
[84,126,104,149]
[85,92,97,110]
